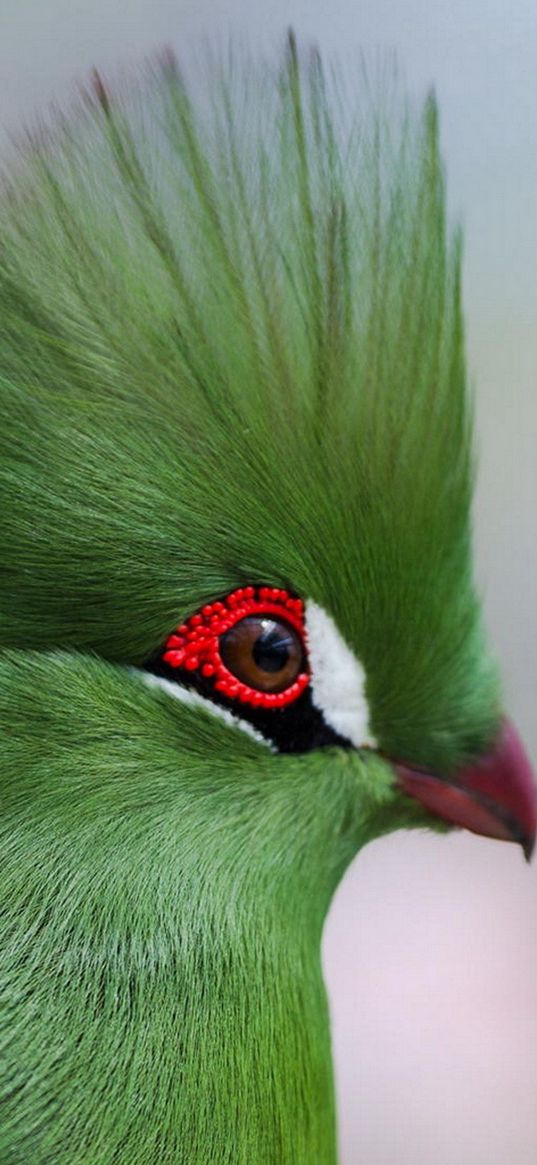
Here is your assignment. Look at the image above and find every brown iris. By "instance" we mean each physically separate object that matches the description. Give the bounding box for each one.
[220,616,304,694]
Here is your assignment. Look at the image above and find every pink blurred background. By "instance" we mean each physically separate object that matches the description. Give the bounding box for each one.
[1,3,535,1162]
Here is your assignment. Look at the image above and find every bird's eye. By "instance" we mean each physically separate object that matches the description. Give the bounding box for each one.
[220,616,304,693]
[150,585,310,709]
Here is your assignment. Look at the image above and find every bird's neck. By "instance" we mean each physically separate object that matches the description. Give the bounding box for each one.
[160,913,339,1164]
[16,753,368,1164]
[37,874,342,1164]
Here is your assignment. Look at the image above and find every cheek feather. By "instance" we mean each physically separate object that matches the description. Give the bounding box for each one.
[305,600,376,750]
[136,670,274,750]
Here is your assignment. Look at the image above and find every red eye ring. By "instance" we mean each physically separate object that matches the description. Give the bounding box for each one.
[161,585,310,709]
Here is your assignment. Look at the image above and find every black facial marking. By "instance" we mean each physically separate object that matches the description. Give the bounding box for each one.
[144,655,352,754]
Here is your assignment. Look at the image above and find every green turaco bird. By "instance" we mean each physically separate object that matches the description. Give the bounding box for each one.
[0,33,535,1165]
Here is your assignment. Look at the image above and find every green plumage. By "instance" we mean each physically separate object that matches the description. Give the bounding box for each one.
[0,34,501,1164]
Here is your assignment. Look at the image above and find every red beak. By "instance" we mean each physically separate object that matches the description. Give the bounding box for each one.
[394,720,537,861]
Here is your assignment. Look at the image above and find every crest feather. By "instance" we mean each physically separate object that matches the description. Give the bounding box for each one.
[0,34,498,767]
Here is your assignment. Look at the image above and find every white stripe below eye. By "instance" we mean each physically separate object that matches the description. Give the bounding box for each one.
[134,670,274,750]
[305,601,377,749]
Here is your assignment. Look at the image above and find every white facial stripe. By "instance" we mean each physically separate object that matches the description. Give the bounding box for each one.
[135,670,273,751]
[305,600,377,749]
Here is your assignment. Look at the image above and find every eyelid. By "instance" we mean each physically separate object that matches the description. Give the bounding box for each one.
[159,585,310,710]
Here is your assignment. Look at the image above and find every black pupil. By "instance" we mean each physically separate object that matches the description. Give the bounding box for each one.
[252,626,293,673]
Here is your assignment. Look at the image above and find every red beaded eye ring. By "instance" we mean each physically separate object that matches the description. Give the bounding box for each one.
[161,586,310,709]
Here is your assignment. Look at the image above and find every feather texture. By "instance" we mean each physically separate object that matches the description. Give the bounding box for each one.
[0,33,504,1164]
[0,35,498,769]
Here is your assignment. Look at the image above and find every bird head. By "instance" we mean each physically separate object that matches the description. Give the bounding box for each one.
[0,38,534,930]
[2,39,536,1164]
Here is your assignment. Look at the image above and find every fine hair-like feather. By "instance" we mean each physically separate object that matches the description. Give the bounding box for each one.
[0,33,502,1165]
[0,34,498,769]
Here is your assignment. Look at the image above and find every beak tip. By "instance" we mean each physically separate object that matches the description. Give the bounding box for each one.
[523,836,535,864]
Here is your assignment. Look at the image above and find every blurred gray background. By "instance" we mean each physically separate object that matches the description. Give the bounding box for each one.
[1,2,535,1162]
